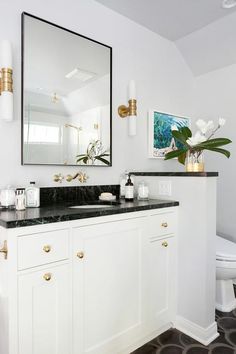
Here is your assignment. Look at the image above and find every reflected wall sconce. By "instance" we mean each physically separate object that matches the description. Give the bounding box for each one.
[118,80,137,136]
[0,40,13,122]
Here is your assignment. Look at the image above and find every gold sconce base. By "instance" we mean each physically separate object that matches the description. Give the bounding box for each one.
[0,68,13,93]
[118,99,137,118]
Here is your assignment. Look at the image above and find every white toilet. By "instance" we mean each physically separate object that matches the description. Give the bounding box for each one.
[216,235,236,312]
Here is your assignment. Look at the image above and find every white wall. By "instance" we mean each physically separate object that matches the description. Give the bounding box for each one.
[0,0,194,188]
[192,65,236,241]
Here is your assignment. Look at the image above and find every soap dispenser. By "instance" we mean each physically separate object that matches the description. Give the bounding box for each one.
[26,182,40,208]
[125,174,134,201]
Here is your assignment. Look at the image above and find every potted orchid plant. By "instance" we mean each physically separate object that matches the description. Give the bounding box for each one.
[164,118,232,172]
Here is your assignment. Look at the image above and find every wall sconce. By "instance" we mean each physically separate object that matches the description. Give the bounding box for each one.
[0,40,13,122]
[118,80,137,136]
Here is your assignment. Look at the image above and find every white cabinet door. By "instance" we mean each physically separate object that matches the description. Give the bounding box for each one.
[143,236,176,331]
[73,218,145,354]
[18,263,71,354]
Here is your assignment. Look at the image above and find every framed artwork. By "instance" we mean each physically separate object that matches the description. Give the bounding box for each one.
[148,110,190,159]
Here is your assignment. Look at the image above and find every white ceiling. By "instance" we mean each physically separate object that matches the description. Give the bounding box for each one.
[95,0,236,41]
[24,14,110,96]
[95,0,236,75]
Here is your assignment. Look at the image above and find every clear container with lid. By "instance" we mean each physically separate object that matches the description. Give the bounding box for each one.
[137,181,149,201]
[15,188,26,210]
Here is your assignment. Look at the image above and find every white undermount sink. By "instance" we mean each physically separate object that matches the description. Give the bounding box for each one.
[69,204,115,209]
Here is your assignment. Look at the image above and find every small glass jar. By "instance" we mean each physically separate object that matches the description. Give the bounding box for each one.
[137,181,149,201]
[15,188,26,211]
[185,150,204,172]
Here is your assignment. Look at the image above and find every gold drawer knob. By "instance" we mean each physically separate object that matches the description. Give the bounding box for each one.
[43,273,52,281]
[77,251,84,259]
[162,241,168,248]
[0,240,8,260]
[43,245,51,253]
[161,222,168,228]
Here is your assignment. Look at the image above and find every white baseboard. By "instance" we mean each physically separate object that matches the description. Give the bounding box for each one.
[216,299,236,312]
[175,316,219,346]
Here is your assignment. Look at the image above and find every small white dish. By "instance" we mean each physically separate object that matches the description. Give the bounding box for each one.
[99,195,116,201]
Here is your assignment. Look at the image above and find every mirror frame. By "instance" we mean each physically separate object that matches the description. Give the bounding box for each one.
[21,12,112,167]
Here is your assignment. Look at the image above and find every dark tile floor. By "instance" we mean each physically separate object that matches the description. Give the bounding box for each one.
[132,288,236,354]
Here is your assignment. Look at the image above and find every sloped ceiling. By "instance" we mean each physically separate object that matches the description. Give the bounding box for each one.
[95,0,236,76]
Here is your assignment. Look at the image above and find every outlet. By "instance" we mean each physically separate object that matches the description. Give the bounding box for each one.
[158,180,172,196]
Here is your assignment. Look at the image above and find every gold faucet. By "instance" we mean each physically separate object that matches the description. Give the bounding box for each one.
[66,172,88,183]
[53,172,88,183]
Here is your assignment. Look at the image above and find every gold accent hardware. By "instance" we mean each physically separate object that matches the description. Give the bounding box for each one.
[43,245,51,253]
[54,172,89,183]
[77,251,84,259]
[0,68,13,94]
[53,173,64,183]
[162,241,168,248]
[66,171,88,183]
[118,99,137,118]
[185,162,205,172]
[0,240,8,259]
[43,273,52,281]
[161,222,168,228]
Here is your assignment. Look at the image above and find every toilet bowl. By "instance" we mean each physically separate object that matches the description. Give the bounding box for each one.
[216,235,236,312]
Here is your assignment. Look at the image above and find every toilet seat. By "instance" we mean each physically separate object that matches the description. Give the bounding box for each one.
[216,235,236,262]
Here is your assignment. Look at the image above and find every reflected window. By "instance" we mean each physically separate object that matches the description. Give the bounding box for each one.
[24,123,62,144]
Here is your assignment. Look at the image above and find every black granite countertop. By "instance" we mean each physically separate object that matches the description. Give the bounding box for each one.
[130,172,218,177]
[0,199,179,229]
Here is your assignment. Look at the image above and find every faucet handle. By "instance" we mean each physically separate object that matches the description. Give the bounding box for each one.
[78,172,88,183]
[53,174,64,183]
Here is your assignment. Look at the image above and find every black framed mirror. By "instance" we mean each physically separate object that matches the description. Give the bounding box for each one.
[21,12,112,166]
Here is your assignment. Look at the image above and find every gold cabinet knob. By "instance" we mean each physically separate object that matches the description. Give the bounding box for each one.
[0,240,8,260]
[161,222,168,228]
[43,273,52,281]
[43,245,51,253]
[77,251,84,259]
[162,241,168,248]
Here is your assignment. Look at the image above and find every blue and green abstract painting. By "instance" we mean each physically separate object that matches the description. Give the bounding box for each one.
[152,111,189,158]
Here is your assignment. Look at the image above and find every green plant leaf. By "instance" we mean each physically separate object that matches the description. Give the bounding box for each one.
[179,127,192,139]
[204,147,231,158]
[172,131,189,146]
[76,156,86,162]
[98,153,110,157]
[95,156,110,165]
[196,138,232,149]
[178,151,187,165]
[164,149,187,160]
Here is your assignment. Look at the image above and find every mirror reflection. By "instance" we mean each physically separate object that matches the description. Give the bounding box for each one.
[22,13,112,166]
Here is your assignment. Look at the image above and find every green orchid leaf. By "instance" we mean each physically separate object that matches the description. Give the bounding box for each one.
[76,156,86,162]
[179,127,192,139]
[196,138,232,149]
[95,156,110,165]
[164,149,187,160]
[204,147,231,158]
[172,131,189,146]
[178,151,187,165]
[98,153,110,157]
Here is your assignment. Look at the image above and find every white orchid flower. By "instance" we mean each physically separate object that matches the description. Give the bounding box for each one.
[196,119,207,133]
[171,125,178,131]
[219,117,226,127]
[196,119,214,134]
[186,131,206,147]
[205,120,214,132]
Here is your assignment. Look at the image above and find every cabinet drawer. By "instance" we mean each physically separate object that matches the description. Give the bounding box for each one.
[148,212,176,237]
[18,229,69,270]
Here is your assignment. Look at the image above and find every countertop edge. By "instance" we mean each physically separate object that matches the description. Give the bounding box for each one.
[130,172,219,177]
[0,201,179,229]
